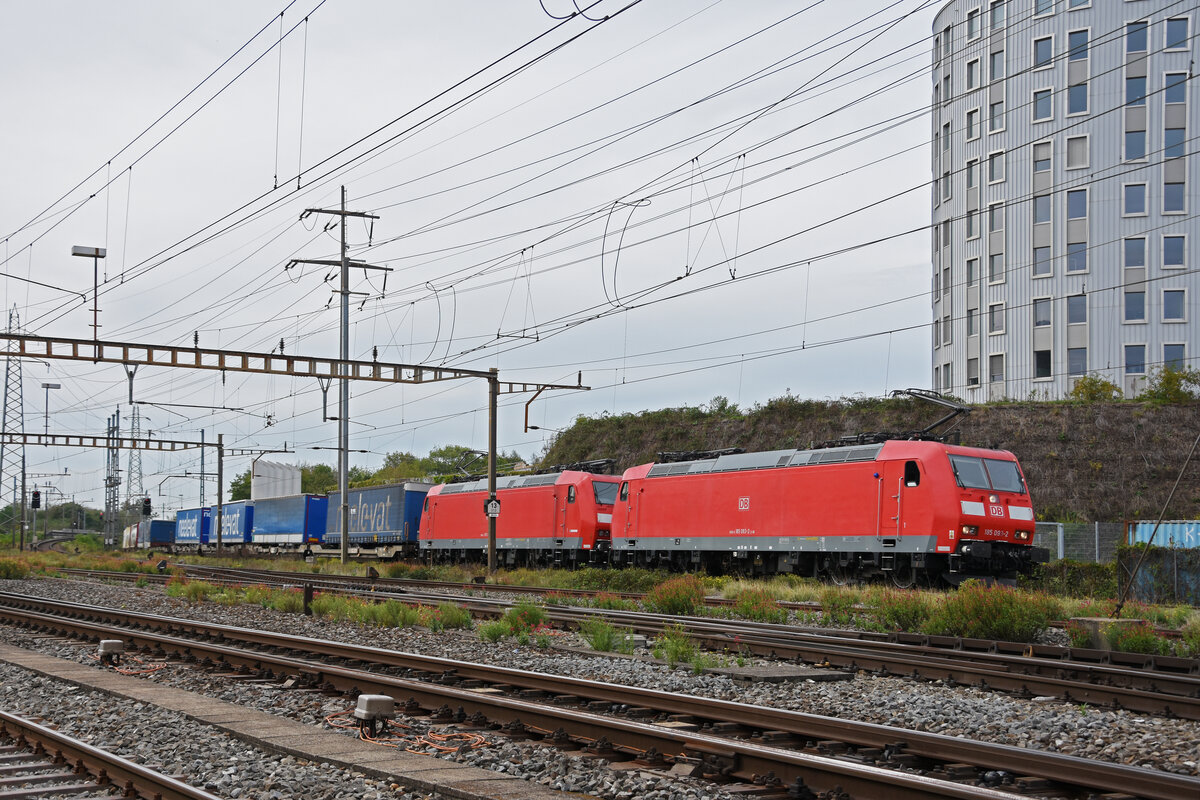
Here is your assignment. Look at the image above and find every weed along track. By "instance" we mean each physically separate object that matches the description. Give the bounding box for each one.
[0,590,1197,800]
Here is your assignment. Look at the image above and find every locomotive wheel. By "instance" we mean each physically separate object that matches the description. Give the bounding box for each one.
[827,559,849,586]
[890,559,916,589]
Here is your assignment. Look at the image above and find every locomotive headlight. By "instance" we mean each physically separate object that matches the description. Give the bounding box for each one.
[961,525,978,535]
[1014,530,1032,541]
[988,494,999,503]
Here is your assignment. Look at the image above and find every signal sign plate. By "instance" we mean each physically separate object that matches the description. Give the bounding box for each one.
[485,499,501,518]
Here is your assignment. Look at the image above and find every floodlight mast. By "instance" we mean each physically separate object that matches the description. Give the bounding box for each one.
[70,246,105,355]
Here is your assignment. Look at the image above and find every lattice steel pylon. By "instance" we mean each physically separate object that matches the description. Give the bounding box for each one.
[125,405,144,509]
[0,307,25,544]
[104,407,120,545]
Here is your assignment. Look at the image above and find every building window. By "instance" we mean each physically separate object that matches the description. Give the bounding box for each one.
[1035,0,1053,17]
[967,209,979,238]
[989,253,1004,283]
[1035,350,1052,379]
[989,101,1005,131]
[989,302,1005,332]
[1034,298,1051,327]
[1166,18,1189,50]
[1126,76,1147,106]
[967,59,980,90]
[1068,294,1087,324]
[1067,188,1087,219]
[1033,89,1052,121]
[1165,344,1186,369]
[1164,235,1185,268]
[1125,130,1146,160]
[1068,29,1088,60]
[967,8,980,39]
[1068,347,1087,376]
[1125,237,1146,268]
[990,1,1005,30]
[990,50,1005,81]
[988,150,1005,182]
[1125,291,1146,322]
[1068,83,1088,114]
[1124,183,1147,216]
[1164,289,1186,321]
[967,159,979,188]
[1033,194,1051,224]
[1165,72,1188,104]
[1067,241,1087,272]
[967,306,978,334]
[1165,182,1186,213]
[943,314,951,345]
[989,353,1004,383]
[1127,21,1148,53]
[1066,135,1088,168]
[1165,128,1186,159]
[942,121,951,150]
[1033,147,1051,174]
[942,170,951,200]
[932,318,939,346]
[967,257,979,285]
[943,73,951,103]
[942,25,952,58]
[1068,0,1088,8]
[966,108,979,139]
[988,203,1004,232]
[1033,246,1052,276]
[1126,344,1146,375]
[942,364,952,391]
[967,357,980,385]
[1034,37,1053,68]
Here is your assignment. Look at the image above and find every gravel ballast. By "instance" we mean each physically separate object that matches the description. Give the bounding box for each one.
[0,576,1197,800]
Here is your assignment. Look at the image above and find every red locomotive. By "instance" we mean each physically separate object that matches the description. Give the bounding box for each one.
[419,469,622,567]
[610,439,1045,584]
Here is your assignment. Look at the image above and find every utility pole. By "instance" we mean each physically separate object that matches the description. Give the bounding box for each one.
[215,432,224,553]
[104,408,121,547]
[294,187,385,564]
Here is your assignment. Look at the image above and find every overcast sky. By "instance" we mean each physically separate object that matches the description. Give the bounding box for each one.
[1,0,938,512]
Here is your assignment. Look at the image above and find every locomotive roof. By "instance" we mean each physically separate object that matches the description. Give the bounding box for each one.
[437,470,618,495]
[645,442,886,477]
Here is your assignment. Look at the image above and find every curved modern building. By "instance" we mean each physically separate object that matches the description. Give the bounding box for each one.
[932,0,1197,399]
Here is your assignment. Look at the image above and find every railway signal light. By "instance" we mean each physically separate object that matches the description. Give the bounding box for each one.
[31,490,40,509]
[142,497,152,516]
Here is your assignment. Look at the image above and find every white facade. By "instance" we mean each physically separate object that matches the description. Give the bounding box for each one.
[250,460,301,500]
[932,0,1199,399]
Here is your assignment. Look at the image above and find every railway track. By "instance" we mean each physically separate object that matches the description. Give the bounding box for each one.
[58,566,1200,720]
[0,708,222,800]
[0,591,1197,800]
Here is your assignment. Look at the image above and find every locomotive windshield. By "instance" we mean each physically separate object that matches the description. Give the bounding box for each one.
[949,455,1026,494]
[593,481,620,506]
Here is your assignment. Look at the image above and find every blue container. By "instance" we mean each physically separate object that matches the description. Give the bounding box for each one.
[139,519,175,547]
[1130,521,1200,549]
[214,501,254,545]
[175,507,210,545]
[325,483,430,546]
[251,494,329,546]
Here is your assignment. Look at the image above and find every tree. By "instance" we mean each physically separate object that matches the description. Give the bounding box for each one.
[301,463,338,494]
[229,468,251,501]
[422,444,483,476]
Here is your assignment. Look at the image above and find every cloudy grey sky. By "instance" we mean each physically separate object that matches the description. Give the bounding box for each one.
[1,0,938,511]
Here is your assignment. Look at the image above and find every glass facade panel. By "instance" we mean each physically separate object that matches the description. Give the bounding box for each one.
[1165,73,1187,104]
[1127,21,1148,53]
[1068,348,1087,376]
[1033,246,1051,276]
[1165,128,1186,158]
[1068,83,1088,113]
[1166,18,1189,49]
[1124,184,1146,215]
[1067,241,1087,271]
[1068,294,1087,324]
[1067,189,1086,218]
[1165,182,1185,212]
[1125,292,1146,322]
[1124,238,1146,267]
[1164,289,1185,320]
[1126,76,1147,106]
[1164,236,1185,267]
[1068,30,1088,60]
[1125,345,1146,374]
[1165,344,1186,369]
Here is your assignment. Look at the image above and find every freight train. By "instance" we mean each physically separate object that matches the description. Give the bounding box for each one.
[139,440,1045,584]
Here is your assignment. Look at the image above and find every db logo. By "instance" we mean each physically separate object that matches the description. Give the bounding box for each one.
[988,504,1005,517]
[738,497,751,511]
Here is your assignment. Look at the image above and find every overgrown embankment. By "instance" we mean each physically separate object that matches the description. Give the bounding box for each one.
[540,396,1200,523]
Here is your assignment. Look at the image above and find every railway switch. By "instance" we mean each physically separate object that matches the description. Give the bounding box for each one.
[98,640,124,666]
[353,694,395,737]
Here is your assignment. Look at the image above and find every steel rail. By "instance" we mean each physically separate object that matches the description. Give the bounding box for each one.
[1,593,1196,800]
[0,709,224,800]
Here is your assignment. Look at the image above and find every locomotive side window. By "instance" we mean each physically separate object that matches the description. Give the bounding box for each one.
[984,458,1026,493]
[619,482,629,501]
[567,486,576,504]
[904,460,921,487]
[593,481,620,505]
[948,455,990,489]
[423,497,429,511]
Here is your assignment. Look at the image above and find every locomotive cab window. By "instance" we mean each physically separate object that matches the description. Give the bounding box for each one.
[949,454,1026,494]
[593,481,619,506]
[904,460,921,487]
[619,482,629,501]
[984,458,1025,493]
[423,497,429,511]
[567,486,576,503]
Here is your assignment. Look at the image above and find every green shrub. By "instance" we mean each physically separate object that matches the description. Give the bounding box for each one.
[1105,620,1169,654]
[1179,616,1200,657]
[267,589,305,614]
[819,587,858,625]
[1070,373,1122,403]
[592,592,637,611]
[0,558,31,579]
[501,602,547,634]
[869,588,936,632]
[478,621,508,643]
[732,588,788,624]
[646,575,706,616]
[181,580,217,603]
[653,624,696,666]
[579,618,633,653]
[1139,365,1200,404]
[1065,620,1092,648]
[432,602,473,630]
[923,581,1059,642]
[1020,559,1117,598]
